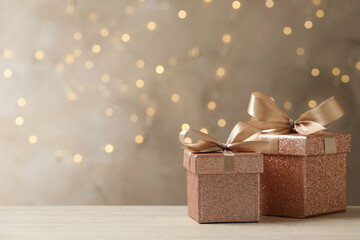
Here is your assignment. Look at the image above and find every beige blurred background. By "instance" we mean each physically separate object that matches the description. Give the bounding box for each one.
[0,0,359,205]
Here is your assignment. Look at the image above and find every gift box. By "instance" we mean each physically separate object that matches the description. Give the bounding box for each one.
[183,149,263,223]
[246,91,351,218]
[259,132,351,218]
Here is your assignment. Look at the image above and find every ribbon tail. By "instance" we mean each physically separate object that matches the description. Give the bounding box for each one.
[294,121,326,135]
[226,121,262,144]
[179,129,222,152]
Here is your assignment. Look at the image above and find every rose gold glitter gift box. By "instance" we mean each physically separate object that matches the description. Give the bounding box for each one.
[184,149,263,223]
[260,132,351,218]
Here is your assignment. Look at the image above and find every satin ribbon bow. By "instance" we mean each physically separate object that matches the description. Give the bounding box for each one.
[247,92,345,135]
[179,121,268,173]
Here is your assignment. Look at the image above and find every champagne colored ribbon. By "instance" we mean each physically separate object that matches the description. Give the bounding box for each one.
[247,91,345,154]
[179,121,268,173]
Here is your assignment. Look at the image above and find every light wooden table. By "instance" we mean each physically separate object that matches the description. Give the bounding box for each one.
[0,206,359,239]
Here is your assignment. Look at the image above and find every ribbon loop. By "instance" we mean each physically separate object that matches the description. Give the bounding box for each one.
[248,92,289,123]
[179,121,268,173]
[247,92,345,136]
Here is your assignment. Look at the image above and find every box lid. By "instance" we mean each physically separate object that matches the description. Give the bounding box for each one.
[259,132,351,156]
[183,149,263,174]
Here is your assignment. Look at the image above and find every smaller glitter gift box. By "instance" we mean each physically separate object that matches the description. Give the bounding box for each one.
[179,121,267,223]
[246,92,351,218]
[184,150,263,223]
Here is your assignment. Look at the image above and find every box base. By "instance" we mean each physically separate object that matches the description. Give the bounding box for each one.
[187,171,260,223]
[260,153,347,219]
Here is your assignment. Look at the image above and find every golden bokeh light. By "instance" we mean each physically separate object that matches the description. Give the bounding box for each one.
[181,123,190,130]
[101,74,110,83]
[73,32,82,41]
[218,119,226,127]
[312,0,321,6]
[332,67,341,76]
[308,100,317,108]
[121,33,131,42]
[304,20,313,29]
[136,60,145,68]
[135,135,144,144]
[85,60,94,69]
[55,150,64,160]
[126,6,134,15]
[3,69,12,78]
[171,93,180,102]
[136,79,144,88]
[105,144,114,153]
[187,48,200,57]
[355,61,360,70]
[311,68,320,77]
[178,10,187,19]
[17,98,26,107]
[67,91,78,101]
[29,135,38,144]
[341,75,350,83]
[316,10,325,18]
[3,49,13,58]
[283,101,292,110]
[184,137,192,144]
[204,0,212,3]
[66,5,75,15]
[73,154,82,163]
[147,21,157,31]
[2,67,14,78]
[146,107,155,116]
[34,50,44,60]
[156,65,165,74]
[73,49,82,58]
[55,63,64,72]
[88,12,97,21]
[216,67,226,77]
[207,101,217,110]
[65,54,74,64]
[15,117,24,126]
[283,27,292,35]
[265,0,274,8]
[100,28,109,37]
[222,34,232,43]
[120,84,128,92]
[105,108,114,117]
[296,47,305,56]
[200,128,208,134]
[92,44,101,53]
[232,0,241,9]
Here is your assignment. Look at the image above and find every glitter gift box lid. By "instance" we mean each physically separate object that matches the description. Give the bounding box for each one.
[261,132,351,156]
[183,149,263,175]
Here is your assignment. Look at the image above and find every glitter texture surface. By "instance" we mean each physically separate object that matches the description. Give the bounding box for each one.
[260,133,350,218]
[184,150,263,223]
[183,150,263,174]
[278,133,350,156]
